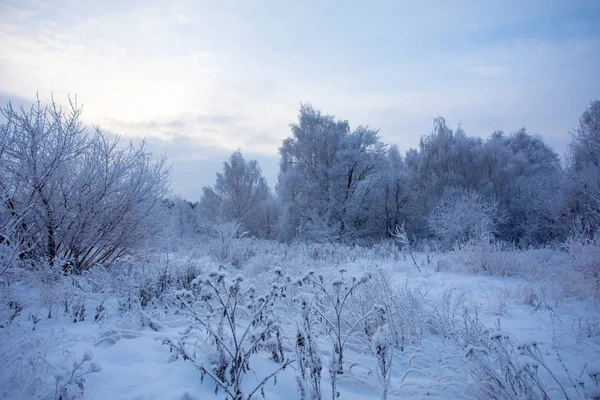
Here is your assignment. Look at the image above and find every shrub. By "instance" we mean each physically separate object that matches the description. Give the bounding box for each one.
[564,225,600,299]
[164,268,293,399]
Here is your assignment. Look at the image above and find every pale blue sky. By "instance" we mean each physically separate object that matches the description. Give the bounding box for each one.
[1,0,599,200]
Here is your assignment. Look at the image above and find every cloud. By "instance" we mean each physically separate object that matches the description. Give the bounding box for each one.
[1,0,599,196]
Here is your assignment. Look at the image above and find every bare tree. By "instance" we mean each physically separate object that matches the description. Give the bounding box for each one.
[0,95,170,272]
[1,97,88,267]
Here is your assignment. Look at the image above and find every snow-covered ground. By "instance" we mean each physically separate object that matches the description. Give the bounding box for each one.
[2,241,599,399]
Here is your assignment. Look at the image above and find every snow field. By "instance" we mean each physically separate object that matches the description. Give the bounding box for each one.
[1,242,599,399]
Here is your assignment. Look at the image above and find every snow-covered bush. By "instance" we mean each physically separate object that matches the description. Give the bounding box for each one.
[563,225,600,299]
[458,236,521,276]
[428,289,489,350]
[427,288,469,340]
[205,220,252,266]
[428,188,506,249]
[51,351,101,400]
[300,268,381,399]
[464,333,550,399]
[295,294,323,400]
[0,324,100,400]
[30,265,86,321]
[0,198,31,280]
[0,254,30,329]
[390,224,421,272]
[164,268,294,399]
[370,268,426,350]
[371,325,393,400]
[371,239,401,263]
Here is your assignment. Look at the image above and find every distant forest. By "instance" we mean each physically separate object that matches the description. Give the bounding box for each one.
[194,101,600,247]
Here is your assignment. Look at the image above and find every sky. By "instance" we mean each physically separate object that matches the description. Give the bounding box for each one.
[1,0,599,201]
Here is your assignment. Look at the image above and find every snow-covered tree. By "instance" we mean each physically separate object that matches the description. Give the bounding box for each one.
[406,119,565,245]
[0,97,170,272]
[161,196,200,240]
[565,101,600,234]
[277,104,385,242]
[334,125,387,240]
[200,151,273,237]
[361,145,415,239]
[60,131,170,270]
[379,146,411,232]
[277,104,349,241]
[491,129,565,245]
[569,100,600,169]
[404,118,488,237]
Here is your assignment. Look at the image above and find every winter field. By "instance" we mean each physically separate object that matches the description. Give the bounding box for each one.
[2,98,600,400]
[2,236,599,400]
[3,2,600,398]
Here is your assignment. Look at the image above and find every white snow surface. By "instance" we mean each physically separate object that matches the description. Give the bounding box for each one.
[1,245,599,399]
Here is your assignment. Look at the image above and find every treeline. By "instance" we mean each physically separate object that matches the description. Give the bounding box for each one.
[1,96,598,275]
[192,102,600,247]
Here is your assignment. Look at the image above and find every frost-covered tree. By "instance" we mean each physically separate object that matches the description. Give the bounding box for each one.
[200,151,273,237]
[0,122,30,276]
[490,129,565,244]
[162,197,200,240]
[61,132,170,270]
[404,118,488,237]
[1,98,87,268]
[569,100,600,169]
[277,105,349,241]
[277,104,385,242]
[334,125,387,240]
[409,118,487,196]
[0,97,170,272]
[406,119,565,245]
[565,101,600,234]
[366,145,414,238]
[380,146,411,231]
